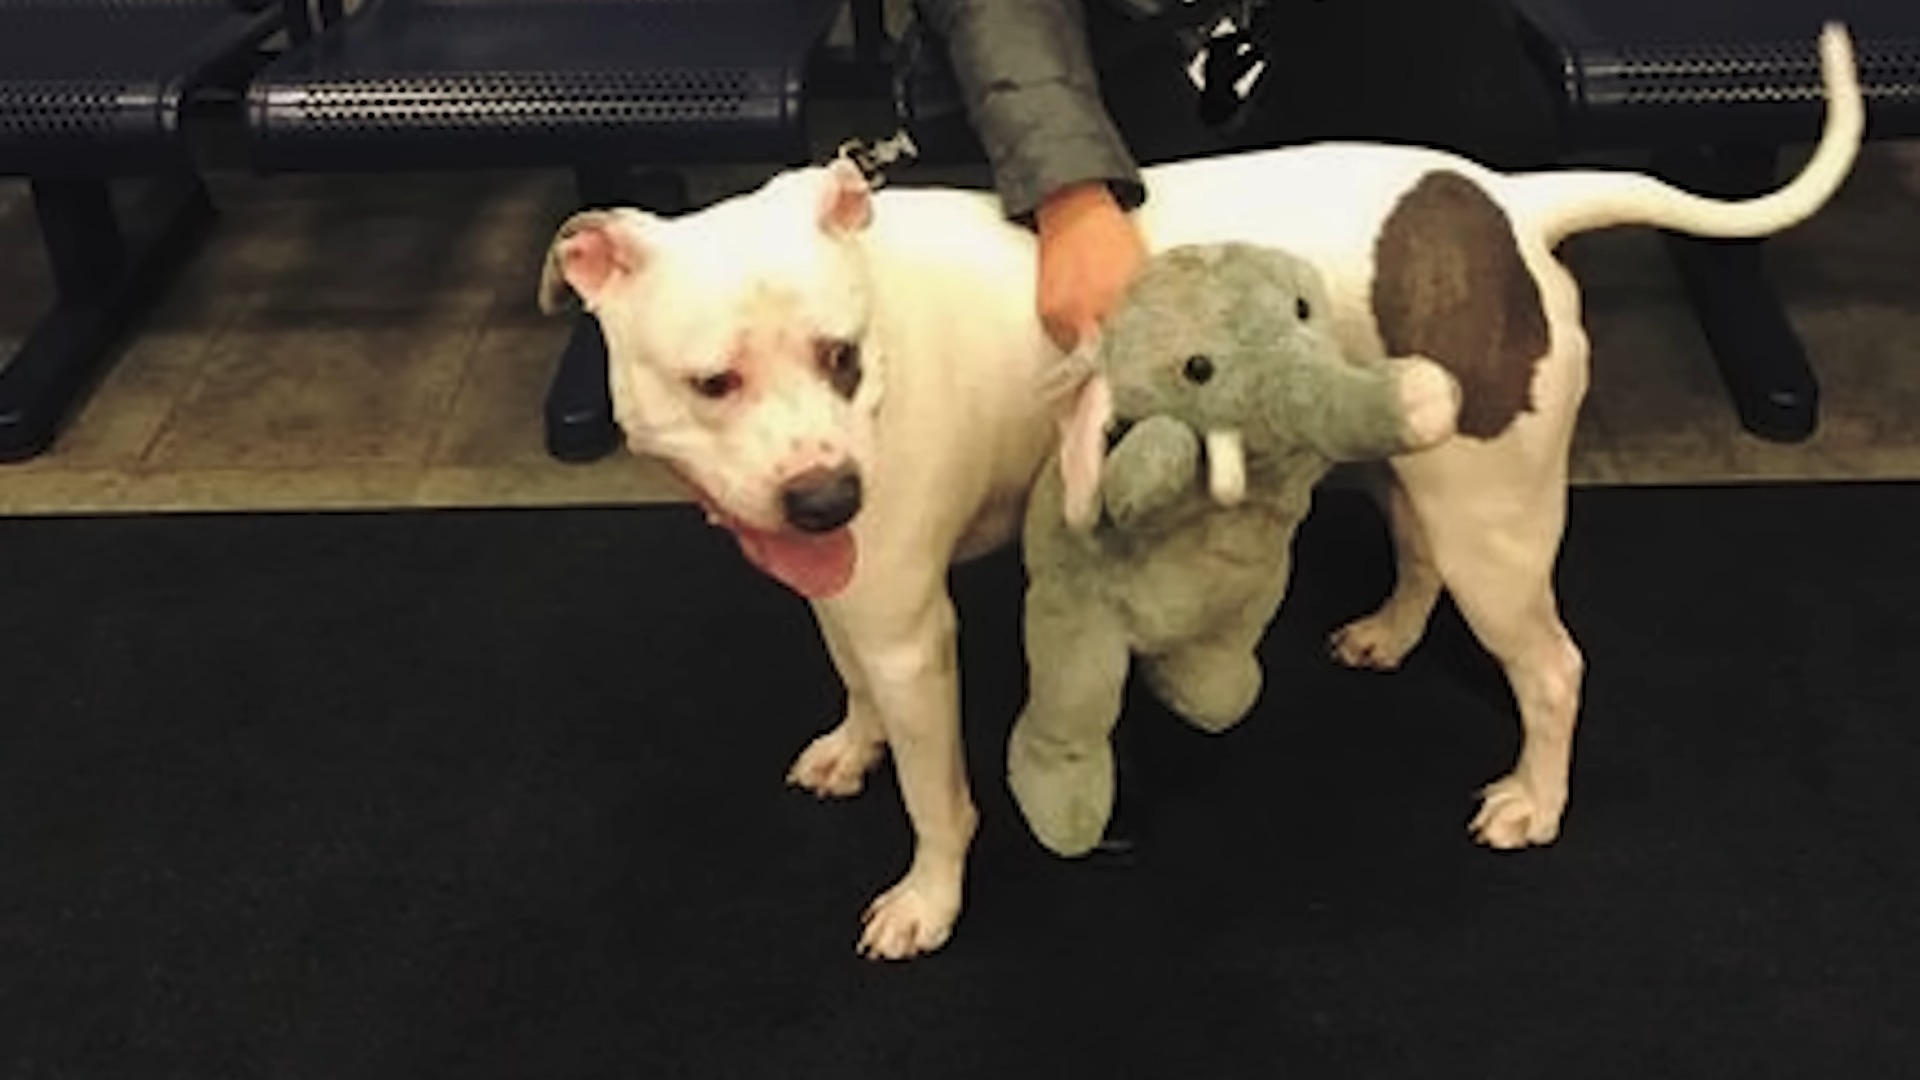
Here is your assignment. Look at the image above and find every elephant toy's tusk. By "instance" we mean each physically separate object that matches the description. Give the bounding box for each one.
[1205,428,1247,507]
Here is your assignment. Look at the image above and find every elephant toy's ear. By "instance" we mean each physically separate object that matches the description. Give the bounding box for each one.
[1053,336,1113,531]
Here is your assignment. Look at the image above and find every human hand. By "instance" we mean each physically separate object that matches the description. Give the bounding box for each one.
[1034,182,1149,351]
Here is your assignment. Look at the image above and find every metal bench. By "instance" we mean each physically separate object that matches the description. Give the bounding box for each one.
[1511,0,1920,442]
[0,0,284,462]
[243,0,856,463]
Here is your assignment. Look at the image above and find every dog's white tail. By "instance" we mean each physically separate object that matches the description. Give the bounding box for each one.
[1509,22,1864,248]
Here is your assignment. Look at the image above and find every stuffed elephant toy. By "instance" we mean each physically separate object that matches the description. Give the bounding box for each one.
[1009,241,1464,858]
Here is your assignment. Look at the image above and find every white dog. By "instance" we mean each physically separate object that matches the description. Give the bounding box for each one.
[540,24,1861,961]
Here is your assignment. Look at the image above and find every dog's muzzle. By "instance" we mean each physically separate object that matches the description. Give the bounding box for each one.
[781,465,863,533]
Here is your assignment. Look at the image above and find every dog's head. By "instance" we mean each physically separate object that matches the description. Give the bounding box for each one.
[540,160,883,597]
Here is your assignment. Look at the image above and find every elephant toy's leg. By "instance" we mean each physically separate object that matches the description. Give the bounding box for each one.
[1142,640,1260,734]
[1141,595,1273,735]
[1007,587,1132,858]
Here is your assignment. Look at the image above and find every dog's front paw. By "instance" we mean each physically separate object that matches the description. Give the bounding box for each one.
[1469,775,1565,849]
[858,866,961,961]
[786,719,886,799]
[1329,609,1424,671]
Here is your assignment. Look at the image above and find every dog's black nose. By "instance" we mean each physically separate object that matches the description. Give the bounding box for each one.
[781,466,863,533]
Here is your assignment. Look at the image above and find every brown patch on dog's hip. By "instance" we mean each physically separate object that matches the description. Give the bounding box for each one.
[1371,170,1549,440]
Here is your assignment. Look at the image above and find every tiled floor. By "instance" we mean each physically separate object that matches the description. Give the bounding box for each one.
[1,137,1917,516]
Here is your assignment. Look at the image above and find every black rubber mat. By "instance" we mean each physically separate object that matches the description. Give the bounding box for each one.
[3,484,1916,1078]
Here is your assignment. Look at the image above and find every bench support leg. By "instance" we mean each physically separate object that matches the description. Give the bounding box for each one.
[1653,143,1819,444]
[0,174,215,464]
[544,167,690,464]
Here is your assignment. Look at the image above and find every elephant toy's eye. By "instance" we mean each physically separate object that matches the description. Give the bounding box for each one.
[1182,354,1215,385]
[1295,296,1312,321]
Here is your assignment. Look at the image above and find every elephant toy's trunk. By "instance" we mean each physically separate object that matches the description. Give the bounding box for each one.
[1267,357,1461,464]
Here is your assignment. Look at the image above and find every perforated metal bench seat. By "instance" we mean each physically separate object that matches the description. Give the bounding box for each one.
[1512,0,1920,147]
[0,0,283,462]
[1507,0,1920,446]
[0,0,281,175]
[246,0,846,172]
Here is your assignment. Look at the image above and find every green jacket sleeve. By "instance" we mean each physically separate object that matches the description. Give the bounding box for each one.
[916,0,1146,224]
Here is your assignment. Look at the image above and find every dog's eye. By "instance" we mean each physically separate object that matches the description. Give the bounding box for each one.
[1182,354,1215,385]
[819,340,863,398]
[689,370,742,400]
[1295,296,1312,321]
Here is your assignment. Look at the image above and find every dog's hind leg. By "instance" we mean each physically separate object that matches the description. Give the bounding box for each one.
[786,605,888,798]
[1403,460,1584,848]
[1330,467,1445,671]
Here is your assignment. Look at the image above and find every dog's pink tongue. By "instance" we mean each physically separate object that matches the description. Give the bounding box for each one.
[731,525,857,599]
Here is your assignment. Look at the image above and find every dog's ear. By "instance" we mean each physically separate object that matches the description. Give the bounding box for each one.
[539,208,652,314]
[817,157,873,234]
[1054,336,1113,531]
